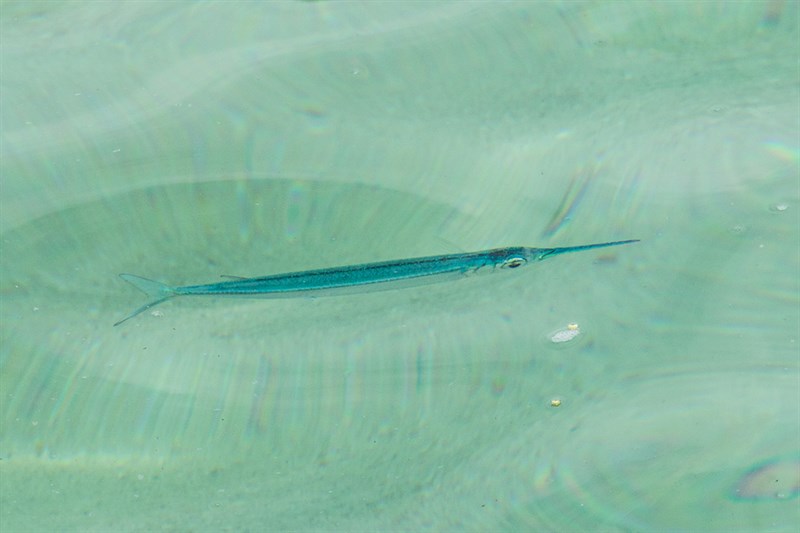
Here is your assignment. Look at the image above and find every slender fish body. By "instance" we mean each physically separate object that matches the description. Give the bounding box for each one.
[114,239,638,326]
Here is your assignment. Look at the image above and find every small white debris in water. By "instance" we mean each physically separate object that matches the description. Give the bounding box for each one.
[770,203,788,212]
[550,399,562,407]
[151,310,164,318]
[550,323,580,343]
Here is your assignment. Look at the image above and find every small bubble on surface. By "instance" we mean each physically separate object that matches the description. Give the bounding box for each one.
[550,323,580,343]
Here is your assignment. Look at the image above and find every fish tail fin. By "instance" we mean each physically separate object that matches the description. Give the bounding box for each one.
[114,274,176,327]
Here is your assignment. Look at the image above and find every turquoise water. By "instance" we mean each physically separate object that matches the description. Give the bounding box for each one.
[1,2,798,530]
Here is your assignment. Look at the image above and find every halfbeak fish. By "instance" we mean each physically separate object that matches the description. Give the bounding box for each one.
[114,239,638,326]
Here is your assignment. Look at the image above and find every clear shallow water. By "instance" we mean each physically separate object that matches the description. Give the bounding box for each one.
[1,2,798,531]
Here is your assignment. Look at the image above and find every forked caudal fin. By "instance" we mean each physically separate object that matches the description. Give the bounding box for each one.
[114,274,176,327]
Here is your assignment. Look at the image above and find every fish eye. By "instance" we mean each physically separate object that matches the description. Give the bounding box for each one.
[503,256,526,269]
